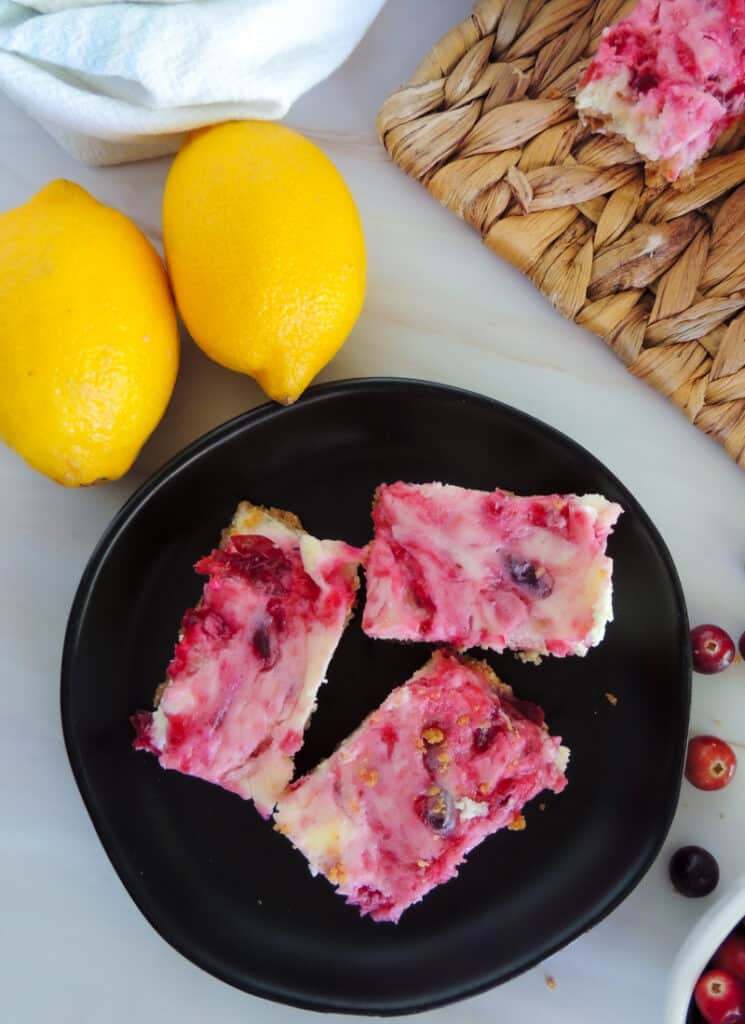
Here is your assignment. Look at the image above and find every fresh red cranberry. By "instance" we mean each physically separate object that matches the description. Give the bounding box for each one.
[695,969,745,1024]
[691,625,735,674]
[670,846,719,897]
[715,934,745,981]
[739,630,745,661]
[686,736,737,791]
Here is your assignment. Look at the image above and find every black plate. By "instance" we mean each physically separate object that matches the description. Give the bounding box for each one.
[61,378,690,1015]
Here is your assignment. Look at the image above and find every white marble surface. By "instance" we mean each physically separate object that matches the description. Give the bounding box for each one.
[2,2,745,1022]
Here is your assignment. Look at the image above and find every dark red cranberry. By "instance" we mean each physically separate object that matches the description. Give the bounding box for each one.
[181,608,201,630]
[180,606,232,641]
[250,735,272,759]
[252,624,272,662]
[420,787,456,835]
[695,969,745,1024]
[715,933,745,981]
[423,745,442,775]
[194,547,231,577]
[686,736,737,791]
[201,609,233,641]
[691,625,735,674]
[509,697,545,726]
[390,541,436,629]
[506,555,554,598]
[355,886,395,916]
[473,723,497,753]
[295,571,322,606]
[252,619,281,671]
[411,578,435,614]
[195,535,292,592]
[738,630,745,661]
[131,711,158,753]
[168,605,235,678]
[634,69,658,93]
[670,846,719,898]
[231,535,291,586]
[230,534,279,560]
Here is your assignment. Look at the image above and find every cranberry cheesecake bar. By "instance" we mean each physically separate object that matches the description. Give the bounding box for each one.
[274,649,569,923]
[362,481,622,658]
[132,502,362,818]
[576,0,745,181]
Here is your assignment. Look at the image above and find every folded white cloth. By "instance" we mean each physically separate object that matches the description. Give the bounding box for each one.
[0,0,385,165]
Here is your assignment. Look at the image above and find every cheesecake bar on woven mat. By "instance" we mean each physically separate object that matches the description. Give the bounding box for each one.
[377,2,745,474]
[362,481,622,658]
[274,649,569,923]
[132,502,362,817]
[576,0,745,181]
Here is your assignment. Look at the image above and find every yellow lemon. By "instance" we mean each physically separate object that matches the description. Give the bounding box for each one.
[0,180,179,486]
[163,121,366,404]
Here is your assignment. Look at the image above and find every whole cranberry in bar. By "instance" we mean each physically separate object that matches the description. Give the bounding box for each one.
[691,625,735,675]
[506,555,554,599]
[694,969,745,1024]
[421,786,456,836]
[716,933,745,981]
[669,846,719,898]
[685,736,737,792]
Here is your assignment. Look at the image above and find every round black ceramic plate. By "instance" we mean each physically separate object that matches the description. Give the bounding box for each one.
[62,378,690,1015]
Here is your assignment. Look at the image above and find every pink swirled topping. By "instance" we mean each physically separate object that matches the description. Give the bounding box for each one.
[275,650,569,923]
[362,482,622,658]
[132,503,361,817]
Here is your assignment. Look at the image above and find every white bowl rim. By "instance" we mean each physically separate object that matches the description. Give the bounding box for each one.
[665,871,745,1023]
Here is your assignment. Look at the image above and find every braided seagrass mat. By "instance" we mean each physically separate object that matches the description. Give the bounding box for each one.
[377,0,745,470]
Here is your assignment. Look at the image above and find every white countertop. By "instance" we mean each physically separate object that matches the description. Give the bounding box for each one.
[3,2,745,1022]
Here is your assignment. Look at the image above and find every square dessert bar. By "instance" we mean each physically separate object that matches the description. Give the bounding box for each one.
[362,482,622,658]
[132,502,362,818]
[274,649,569,923]
[575,0,745,181]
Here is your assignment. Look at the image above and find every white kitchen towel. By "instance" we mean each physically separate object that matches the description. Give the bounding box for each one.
[0,0,386,165]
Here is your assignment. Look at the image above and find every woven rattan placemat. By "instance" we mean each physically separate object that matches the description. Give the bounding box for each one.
[377,0,745,470]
